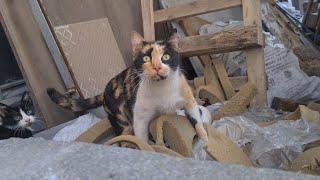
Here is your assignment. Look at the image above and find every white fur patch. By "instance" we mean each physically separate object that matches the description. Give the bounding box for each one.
[133,70,184,141]
[18,108,35,128]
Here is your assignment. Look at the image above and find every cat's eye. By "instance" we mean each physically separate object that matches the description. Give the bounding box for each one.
[162,54,171,61]
[143,56,151,62]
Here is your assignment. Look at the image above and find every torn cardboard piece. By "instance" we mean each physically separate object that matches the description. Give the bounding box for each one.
[106,135,154,152]
[290,147,320,175]
[150,115,197,157]
[204,123,253,167]
[76,118,113,143]
[300,105,320,124]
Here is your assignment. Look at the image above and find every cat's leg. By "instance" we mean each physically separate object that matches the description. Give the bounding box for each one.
[133,106,155,142]
[181,76,208,142]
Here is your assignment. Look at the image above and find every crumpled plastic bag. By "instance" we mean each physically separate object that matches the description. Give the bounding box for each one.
[211,116,320,168]
[192,139,209,161]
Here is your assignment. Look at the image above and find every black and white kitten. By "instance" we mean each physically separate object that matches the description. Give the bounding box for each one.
[0,92,36,140]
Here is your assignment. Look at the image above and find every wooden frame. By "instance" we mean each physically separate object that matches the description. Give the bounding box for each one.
[141,0,267,107]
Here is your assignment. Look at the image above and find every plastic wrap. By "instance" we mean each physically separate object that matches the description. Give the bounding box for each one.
[211,116,320,168]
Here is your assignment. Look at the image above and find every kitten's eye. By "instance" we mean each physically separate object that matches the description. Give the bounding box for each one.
[162,54,171,61]
[143,56,151,62]
[27,110,32,115]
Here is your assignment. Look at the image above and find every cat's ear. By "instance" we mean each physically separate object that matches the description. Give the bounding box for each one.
[131,31,144,56]
[168,31,179,51]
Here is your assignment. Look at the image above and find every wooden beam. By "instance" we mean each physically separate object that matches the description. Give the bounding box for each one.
[154,0,242,23]
[204,63,226,101]
[29,0,75,90]
[178,25,261,57]
[213,59,236,100]
[141,0,155,41]
[242,0,267,107]
[179,17,211,65]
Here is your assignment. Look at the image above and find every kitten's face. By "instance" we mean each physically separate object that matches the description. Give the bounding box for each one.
[131,32,180,81]
[0,92,35,130]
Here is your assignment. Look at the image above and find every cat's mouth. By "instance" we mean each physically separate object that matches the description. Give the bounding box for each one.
[152,74,167,81]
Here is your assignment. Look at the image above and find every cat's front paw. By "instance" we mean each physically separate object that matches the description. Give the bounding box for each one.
[195,123,208,142]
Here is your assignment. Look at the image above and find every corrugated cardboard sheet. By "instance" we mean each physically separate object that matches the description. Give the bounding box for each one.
[54,18,126,98]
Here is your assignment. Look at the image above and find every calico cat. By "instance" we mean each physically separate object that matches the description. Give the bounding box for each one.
[47,32,208,142]
[0,92,36,140]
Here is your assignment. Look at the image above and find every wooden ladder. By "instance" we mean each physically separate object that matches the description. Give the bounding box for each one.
[141,0,267,107]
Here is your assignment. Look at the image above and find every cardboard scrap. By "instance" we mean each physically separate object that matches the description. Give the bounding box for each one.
[213,82,257,120]
[150,115,197,157]
[204,123,253,167]
[307,102,320,113]
[163,116,197,157]
[76,118,113,143]
[300,105,320,123]
[55,18,126,98]
[290,147,320,175]
[151,145,184,158]
[106,135,154,152]
[149,115,171,146]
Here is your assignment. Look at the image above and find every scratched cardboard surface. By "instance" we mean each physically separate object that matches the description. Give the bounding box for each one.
[54,18,126,98]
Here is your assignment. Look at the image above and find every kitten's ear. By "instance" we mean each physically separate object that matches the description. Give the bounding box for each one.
[131,31,144,56]
[168,31,179,51]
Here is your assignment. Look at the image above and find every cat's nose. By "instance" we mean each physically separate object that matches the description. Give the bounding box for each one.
[25,119,31,123]
[153,66,162,72]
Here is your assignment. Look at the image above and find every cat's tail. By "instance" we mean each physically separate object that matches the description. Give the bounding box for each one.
[47,88,104,112]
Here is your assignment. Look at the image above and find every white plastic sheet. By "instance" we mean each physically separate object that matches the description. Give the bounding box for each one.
[53,113,102,142]
[212,116,320,168]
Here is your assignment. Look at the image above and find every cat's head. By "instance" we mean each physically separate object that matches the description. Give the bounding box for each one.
[0,92,35,130]
[131,31,180,81]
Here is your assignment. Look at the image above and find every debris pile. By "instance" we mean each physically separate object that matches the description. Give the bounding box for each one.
[4,0,317,177]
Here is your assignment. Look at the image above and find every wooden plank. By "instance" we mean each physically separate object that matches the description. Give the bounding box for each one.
[178,25,261,57]
[242,0,267,107]
[141,0,155,41]
[40,0,144,66]
[204,63,226,101]
[179,17,211,65]
[0,0,75,128]
[179,17,225,101]
[213,59,236,100]
[28,0,75,89]
[154,0,242,23]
